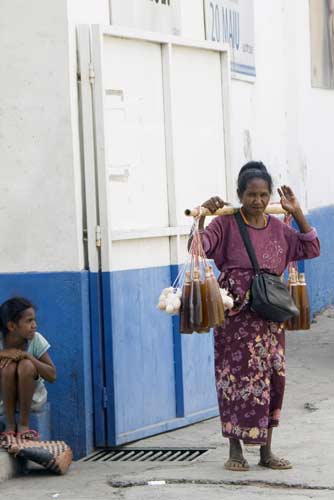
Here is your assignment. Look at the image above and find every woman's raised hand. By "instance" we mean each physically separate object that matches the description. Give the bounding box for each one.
[277,186,301,214]
[202,196,229,214]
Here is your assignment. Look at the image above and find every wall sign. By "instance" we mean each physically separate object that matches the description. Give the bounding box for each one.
[111,0,181,36]
[204,0,256,77]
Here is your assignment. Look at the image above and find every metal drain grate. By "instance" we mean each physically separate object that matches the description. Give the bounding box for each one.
[82,447,209,463]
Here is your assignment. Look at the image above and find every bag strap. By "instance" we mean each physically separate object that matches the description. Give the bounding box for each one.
[234,211,260,274]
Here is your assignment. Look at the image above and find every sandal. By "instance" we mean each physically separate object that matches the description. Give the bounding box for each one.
[0,431,16,444]
[224,457,250,471]
[258,457,292,470]
[16,429,40,441]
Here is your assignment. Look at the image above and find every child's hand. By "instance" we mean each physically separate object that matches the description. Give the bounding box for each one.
[0,357,14,368]
[0,348,27,362]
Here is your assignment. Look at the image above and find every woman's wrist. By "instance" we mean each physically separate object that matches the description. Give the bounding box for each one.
[291,207,312,233]
[198,216,206,230]
[289,206,302,216]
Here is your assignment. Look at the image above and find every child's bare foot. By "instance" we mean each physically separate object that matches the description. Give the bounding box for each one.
[0,426,16,444]
[16,425,40,440]
[4,424,16,433]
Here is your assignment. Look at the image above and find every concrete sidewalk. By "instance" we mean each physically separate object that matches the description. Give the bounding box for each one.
[1,309,333,499]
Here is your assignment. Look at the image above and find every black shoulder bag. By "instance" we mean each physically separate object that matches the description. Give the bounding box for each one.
[235,211,299,322]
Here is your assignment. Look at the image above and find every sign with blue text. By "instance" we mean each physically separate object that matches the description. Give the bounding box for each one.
[204,0,255,77]
[111,0,181,36]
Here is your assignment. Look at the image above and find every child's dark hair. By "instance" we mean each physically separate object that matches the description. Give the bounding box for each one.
[237,161,273,196]
[0,297,35,335]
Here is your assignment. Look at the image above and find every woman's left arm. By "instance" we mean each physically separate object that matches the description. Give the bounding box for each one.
[279,185,320,261]
[278,185,311,233]
[25,351,57,383]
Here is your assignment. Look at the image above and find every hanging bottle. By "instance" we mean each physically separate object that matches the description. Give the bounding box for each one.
[204,266,224,327]
[297,273,310,330]
[284,269,294,330]
[285,269,300,331]
[210,267,225,326]
[179,271,192,334]
[189,268,203,332]
[198,278,210,333]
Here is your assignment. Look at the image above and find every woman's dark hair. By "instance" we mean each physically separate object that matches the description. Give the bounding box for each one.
[237,161,273,196]
[0,297,35,335]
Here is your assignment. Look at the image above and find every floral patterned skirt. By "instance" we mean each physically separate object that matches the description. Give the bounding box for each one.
[214,308,286,445]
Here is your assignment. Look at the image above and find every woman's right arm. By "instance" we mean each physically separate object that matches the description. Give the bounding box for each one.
[187,196,228,252]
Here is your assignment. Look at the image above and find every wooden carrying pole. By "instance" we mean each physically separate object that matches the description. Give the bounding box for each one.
[185,205,286,217]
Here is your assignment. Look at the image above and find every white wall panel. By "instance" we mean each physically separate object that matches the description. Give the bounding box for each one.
[228,0,334,210]
[0,0,83,273]
[111,238,171,272]
[180,0,205,40]
[249,0,287,192]
[67,0,109,24]
[102,37,169,232]
[172,46,227,222]
[294,0,334,210]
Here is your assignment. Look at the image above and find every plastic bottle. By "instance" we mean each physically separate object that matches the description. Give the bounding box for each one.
[179,271,192,334]
[189,268,203,332]
[297,273,310,330]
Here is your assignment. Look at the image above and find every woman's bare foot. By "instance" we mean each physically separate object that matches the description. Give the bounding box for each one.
[225,438,250,471]
[259,452,292,470]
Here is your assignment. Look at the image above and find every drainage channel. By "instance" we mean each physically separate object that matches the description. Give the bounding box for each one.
[82,448,210,463]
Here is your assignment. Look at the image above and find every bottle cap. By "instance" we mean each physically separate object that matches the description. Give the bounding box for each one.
[205,267,212,277]
[289,268,298,282]
[299,273,306,283]
[193,268,200,279]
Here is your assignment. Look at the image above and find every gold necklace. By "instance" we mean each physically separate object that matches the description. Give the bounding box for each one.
[240,207,268,228]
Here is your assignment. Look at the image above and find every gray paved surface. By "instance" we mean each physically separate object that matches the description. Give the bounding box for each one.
[0,309,333,499]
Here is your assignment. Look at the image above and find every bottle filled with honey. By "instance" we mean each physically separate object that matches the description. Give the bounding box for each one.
[179,271,192,334]
[297,273,310,330]
[189,268,203,332]
[204,266,225,327]
[285,268,300,331]
[212,272,225,326]
[198,278,210,333]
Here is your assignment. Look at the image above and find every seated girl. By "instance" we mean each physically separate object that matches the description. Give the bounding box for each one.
[0,297,56,440]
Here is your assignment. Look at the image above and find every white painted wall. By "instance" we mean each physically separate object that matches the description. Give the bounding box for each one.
[179,0,205,40]
[0,0,110,273]
[1,0,333,275]
[294,0,334,209]
[0,0,82,273]
[228,0,334,210]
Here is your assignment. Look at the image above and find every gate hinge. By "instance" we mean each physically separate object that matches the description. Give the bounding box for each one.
[102,387,108,409]
[89,63,95,84]
[95,225,102,248]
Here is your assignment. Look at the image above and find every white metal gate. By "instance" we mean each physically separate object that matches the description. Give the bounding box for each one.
[77,24,232,446]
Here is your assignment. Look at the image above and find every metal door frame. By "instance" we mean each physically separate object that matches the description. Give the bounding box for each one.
[77,24,233,446]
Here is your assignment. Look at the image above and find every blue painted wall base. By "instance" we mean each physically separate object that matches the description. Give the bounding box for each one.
[306,206,334,315]
[0,272,93,459]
